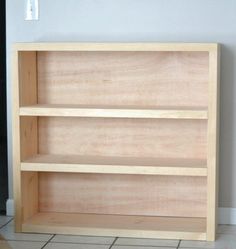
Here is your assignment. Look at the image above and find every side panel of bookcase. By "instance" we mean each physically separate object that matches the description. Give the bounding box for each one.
[21,117,39,222]
[206,46,220,241]
[12,49,21,231]
[13,51,38,231]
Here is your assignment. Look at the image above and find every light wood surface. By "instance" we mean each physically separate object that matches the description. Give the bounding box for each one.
[38,173,207,217]
[19,52,37,106]
[20,117,39,222]
[13,51,38,231]
[20,117,38,161]
[12,43,219,240]
[18,52,39,225]
[206,45,220,241]
[21,154,207,176]
[22,212,206,240]
[21,172,38,222]
[12,49,21,232]
[13,42,217,52]
[38,118,207,159]
[20,104,208,119]
[37,51,209,108]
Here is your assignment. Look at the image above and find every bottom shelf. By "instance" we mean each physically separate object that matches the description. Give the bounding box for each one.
[22,212,206,240]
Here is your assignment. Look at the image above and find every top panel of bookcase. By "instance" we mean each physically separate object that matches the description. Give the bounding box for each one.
[13,42,219,51]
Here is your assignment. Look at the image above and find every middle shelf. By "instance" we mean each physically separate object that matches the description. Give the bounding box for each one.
[21,154,207,176]
[19,104,208,119]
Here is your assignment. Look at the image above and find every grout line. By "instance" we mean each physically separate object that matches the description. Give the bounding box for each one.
[109,237,118,249]
[177,240,181,249]
[40,234,55,249]
[41,241,116,245]
[1,239,57,243]
[0,217,14,230]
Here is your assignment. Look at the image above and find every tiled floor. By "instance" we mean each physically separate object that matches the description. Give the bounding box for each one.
[0,216,236,249]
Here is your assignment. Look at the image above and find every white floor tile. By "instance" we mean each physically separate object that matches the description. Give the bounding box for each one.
[115,237,179,247]
[180,233,236,249]
[218,224,236,234]
[0,220,53,242]
[0,240,45,249]
[112,246,176,249]
[44,242,110,249]
[52,235,115,244]
[0,216,13,227]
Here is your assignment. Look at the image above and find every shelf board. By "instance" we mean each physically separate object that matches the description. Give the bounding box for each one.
[21,154,207,176]
[22,212,206,240]
[19,104,208,119]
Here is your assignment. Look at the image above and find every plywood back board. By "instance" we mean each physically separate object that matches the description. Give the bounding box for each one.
[37,51,209,107]
[39,173,207,218]
[38,117,207,159]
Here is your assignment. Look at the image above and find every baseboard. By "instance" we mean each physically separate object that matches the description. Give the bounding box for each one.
[6,199,14,216]
[218,207,236,225]
[5,200,236,225]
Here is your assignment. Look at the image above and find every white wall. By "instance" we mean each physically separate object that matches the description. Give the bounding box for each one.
[6,0,236,210]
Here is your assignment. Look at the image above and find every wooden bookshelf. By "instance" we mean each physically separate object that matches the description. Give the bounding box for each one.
[12,43,220,241]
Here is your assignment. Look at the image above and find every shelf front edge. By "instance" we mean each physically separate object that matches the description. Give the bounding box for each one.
[22,223,206,240]
[21,162,207,176]
[19,107,208,119]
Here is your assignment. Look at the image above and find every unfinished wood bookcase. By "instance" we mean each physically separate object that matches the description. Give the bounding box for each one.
[12,43,220,241]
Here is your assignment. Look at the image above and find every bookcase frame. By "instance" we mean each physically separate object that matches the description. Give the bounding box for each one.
[12,43,220,241]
